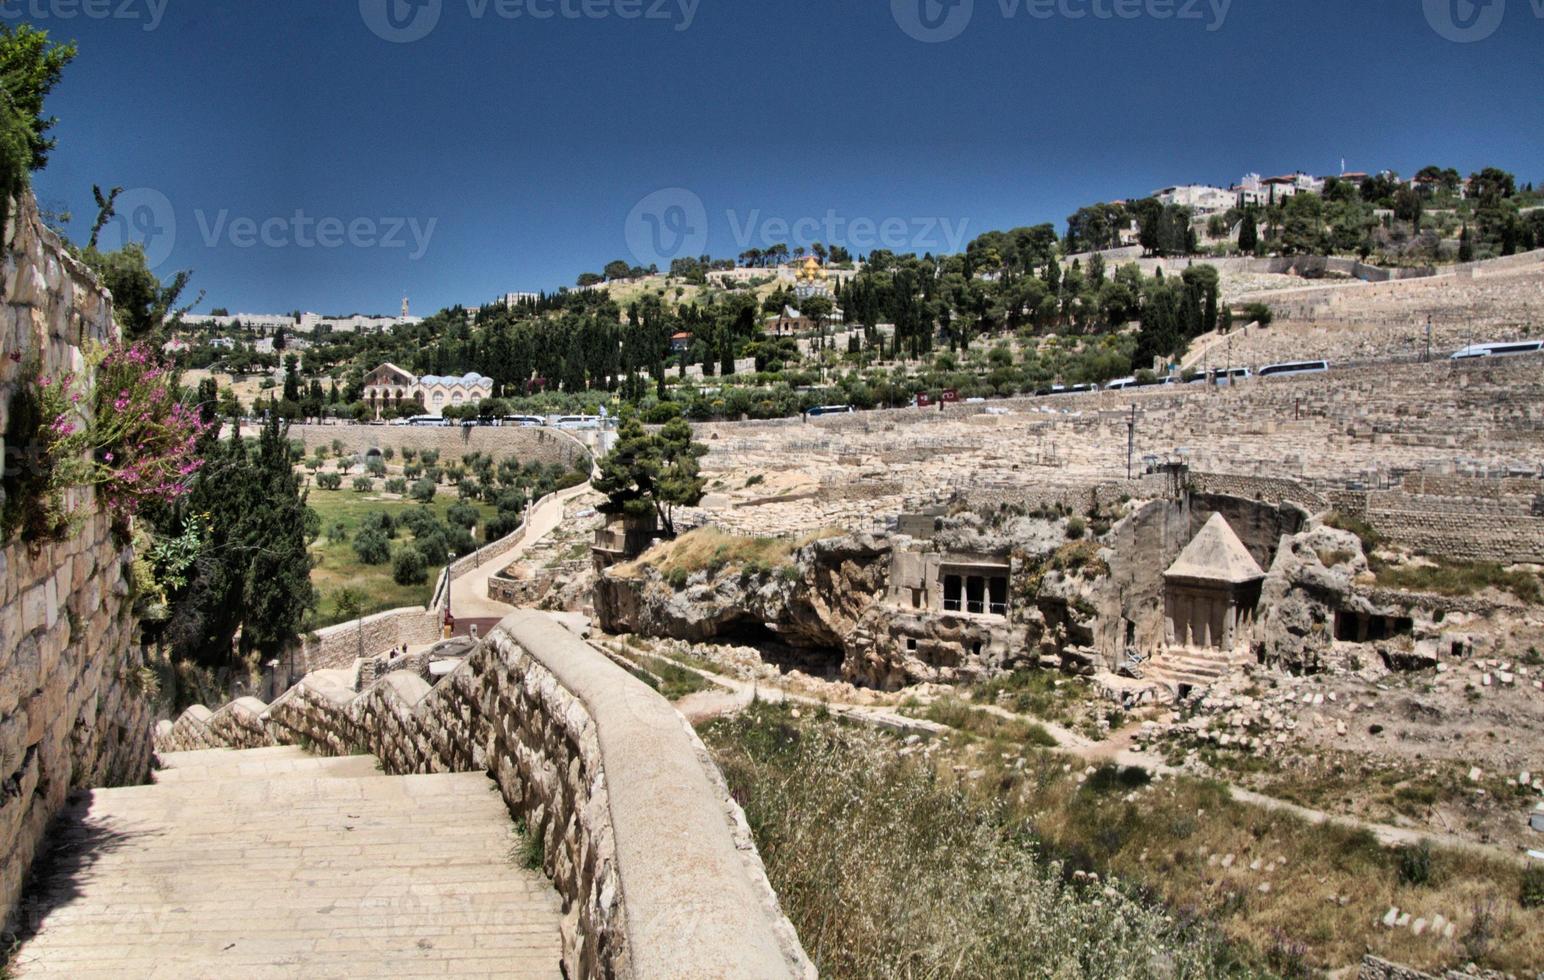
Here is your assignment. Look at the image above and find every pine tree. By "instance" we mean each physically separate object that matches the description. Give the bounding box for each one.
[1238,212,1258,254]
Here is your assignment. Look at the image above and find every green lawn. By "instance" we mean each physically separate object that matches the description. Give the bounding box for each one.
[306,488,497,629]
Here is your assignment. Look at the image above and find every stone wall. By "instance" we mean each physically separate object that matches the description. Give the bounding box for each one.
[1355,953,1509,980]
[278,421,593,468]
[1363,508,1544,564]
[1189,472,1329,513]
[296,606,441,674]
[0,195,153,923]
[159,611,815,980]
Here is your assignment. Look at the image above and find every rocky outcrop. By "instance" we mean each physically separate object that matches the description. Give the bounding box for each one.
[1254,525,1364,671]
[595,533,892,652]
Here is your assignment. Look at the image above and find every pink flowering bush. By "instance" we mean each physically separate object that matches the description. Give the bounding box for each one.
[28,342,211,536]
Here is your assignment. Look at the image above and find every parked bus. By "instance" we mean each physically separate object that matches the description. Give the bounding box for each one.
[501,415,546,428]
[1257,360,1330,379]
[553,415,602,430]
[807,405,855,417]
[1449,340,1544,361]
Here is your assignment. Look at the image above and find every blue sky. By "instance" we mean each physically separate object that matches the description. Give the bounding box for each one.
[24,0,1544,316]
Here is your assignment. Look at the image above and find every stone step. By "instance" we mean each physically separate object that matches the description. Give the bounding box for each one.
[10,748,563,979]
[151,754,385,784]
[154,745,305,769]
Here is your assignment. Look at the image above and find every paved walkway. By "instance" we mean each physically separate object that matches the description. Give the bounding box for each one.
[448,485,588,621]
[9,746,563,978]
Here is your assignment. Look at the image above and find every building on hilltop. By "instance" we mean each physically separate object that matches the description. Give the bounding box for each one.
[1154,185,1235,215]
[362,363,494,418]
[1232,171,1325,207]
[183,311,423,335]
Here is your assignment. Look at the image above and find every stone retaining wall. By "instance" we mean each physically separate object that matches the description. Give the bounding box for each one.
[1356,953,1510,980]
[158,611,814,980]
[297,606,441,674]
[280,422,593,468]
[1189,472,1330,512]
[1364,509,1544,565]
[0,195,153,924]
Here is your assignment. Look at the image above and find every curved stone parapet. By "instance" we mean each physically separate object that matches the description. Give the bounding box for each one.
[156,611,813,980]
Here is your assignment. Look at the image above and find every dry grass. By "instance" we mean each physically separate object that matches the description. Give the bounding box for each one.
[614,527,840,582]
[704,702,1248,979]
[911,697,1058,746]
[707,703,1544,976]
[953,742,1544,975]
[1373,559,1541,604]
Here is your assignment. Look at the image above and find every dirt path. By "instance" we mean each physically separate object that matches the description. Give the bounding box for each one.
[618,641,1531,868]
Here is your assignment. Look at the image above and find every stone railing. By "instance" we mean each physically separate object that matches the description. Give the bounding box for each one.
[157,611,814,980]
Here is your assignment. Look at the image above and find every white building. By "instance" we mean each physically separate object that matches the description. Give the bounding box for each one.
[182,313,298,332]
[1232,172,1326,207]
[299,313,423,334]
[1153,185,1236,214]
[362,363,494,418]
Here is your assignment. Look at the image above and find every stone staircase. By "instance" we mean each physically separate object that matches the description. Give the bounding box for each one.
[1140,646,1249,697]
[7,745,562,979]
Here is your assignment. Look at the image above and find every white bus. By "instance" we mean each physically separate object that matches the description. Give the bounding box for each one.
[1450,340,1544,361]
[807,405,855,417]
[501,415,546,428]
[1257,360,1330,379]
[553,415,602,430]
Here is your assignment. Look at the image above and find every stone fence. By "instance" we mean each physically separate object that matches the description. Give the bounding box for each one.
[297,606,441,675]
[278,421,594,468]
[158,611,814,980]
[1,195,154,924]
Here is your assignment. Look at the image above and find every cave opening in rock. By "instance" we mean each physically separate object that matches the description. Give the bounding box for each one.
[1333,611,1414,643]
[720,620,844,679]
